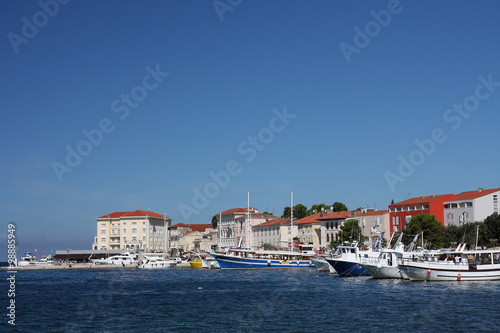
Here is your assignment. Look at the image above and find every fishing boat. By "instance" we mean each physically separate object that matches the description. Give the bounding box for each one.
[399,244,500,281]
[325,243,380,276]
[210,249,314,269]
[137,256,176,269]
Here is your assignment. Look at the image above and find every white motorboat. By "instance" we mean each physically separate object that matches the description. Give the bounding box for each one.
[399,244,500,281]
[137,256,177,269]
[90,252,136,265]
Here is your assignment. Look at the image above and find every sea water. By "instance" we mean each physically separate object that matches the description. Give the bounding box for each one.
[1,267,500,332]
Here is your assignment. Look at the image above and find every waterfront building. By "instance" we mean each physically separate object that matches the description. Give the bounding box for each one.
[252,218,298,250]
[93,210,171,252]
[444,188,500,226]
[198,231,219,252]
[169,223,214,253]
[235,213,280,248]
[295,212,322,251]
[216,207,258,248]
[388,194,455,233]
[357,210,390,247]
[318,211,362,248]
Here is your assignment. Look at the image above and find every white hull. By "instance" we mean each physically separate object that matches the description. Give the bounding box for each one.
[137,261,176,269]
[310,257,331,273]
[399,262,500,281]
[363,263,403,279]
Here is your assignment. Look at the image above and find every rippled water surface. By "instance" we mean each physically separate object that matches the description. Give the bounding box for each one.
[2,267,500,332]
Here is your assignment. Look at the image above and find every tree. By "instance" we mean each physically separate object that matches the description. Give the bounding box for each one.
[307,204,329,216]
[261,243,276,250]
[262,211,273,216]
[293,204,307,219]
[282,204,308,219]
[211,215,218,228]
[484,212,500,246]
[282,207,291,218]
[407,214,444,249]
[336,219,364,246]
[332,202,348,212]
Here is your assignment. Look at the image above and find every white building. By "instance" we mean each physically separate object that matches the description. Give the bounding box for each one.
[235,213,279,248]
[357,210,390,247]
[93,210,171,252]
[216,207,258,248]
[444,188,500,226]
[252,218,298,250]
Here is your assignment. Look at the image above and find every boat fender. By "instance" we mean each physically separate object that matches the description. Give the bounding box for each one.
[377,263,382,269]
[457,274,462,281]
[267,260,271,267]
[427,269,431,274]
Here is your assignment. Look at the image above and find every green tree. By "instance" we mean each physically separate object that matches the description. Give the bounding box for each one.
[336,219,364,246]
[261,243,276,250]
[282,206,291,218]
[407,214,444,248]
[307,204,329,216]
[484,212,500,246]
[211,215,218,228]
[282,204,308,219]
[332,202,348,212]
[293,204,307,219]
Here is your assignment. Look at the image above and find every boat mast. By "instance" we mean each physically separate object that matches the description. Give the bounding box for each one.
[247,192,250,249]
[164,212,167,257]
[218,212,222,250]
[290,192,293,252]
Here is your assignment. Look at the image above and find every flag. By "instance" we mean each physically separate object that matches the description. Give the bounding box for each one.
[34,247,37,252]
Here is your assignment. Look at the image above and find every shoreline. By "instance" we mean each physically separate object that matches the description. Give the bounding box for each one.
[1,262,192,271]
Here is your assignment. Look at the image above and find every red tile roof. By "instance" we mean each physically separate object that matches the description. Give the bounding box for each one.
[295,212,323,225]
[359,210,389,217]
[170,223,212,232]
[98,210,171,220]
[216,207,258,215]
[190,224,213,232]
[254,218,291,227]
[446,188,500,201]
[318,211,361,220]
[170,223,190,228]
[391,194,455,206]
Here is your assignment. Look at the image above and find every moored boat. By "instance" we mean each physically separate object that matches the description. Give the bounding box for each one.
[325,243,379,276]
[137,256,176,269]
[210,249,315,269]
[90,252,136,265]
[399,244,500,281]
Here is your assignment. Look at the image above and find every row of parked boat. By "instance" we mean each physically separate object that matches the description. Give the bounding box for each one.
[208,233,500,282]
[15,251,221,270]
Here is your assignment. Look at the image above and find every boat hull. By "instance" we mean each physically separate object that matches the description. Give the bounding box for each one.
[310,257,331,273]
[325,258,370,276]
[362,263,403,279]
[211,253,313,269]
[399,262,500,281]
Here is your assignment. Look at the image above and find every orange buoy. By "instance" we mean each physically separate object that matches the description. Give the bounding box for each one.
[427,269,431,274]
[457,274,462,280]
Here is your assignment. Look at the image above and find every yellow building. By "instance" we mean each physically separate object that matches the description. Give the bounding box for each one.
[93,210,171,252]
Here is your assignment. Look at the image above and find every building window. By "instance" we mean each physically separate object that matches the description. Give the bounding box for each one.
[101,238,106,243]
[101,230,106,235]
[132,228,137,234]
[101,223,106,228]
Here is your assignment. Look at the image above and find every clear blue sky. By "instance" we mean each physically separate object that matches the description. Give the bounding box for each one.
[1,0,499,259]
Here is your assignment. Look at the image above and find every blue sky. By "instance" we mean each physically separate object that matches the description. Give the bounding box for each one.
[1,0,499,259]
